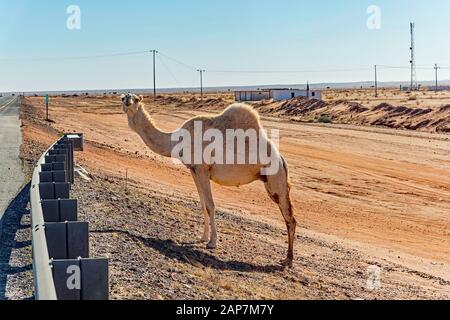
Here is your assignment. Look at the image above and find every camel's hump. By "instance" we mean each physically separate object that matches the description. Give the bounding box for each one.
[221,103,261,121]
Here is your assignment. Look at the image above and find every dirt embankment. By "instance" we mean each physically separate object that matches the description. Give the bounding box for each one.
[253,97,450,133]
[48,92,450,134]
[135,95,232,111]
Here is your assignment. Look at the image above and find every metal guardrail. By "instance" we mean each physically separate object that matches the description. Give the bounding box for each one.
[31,133,109,300]
[31,138,63,300]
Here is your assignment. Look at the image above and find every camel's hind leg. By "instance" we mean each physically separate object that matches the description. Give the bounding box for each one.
[191,168,210,242]
[190,167,217,248]
[264,159,297,267]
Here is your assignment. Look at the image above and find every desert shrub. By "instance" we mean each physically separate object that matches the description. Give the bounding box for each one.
[318,115,332,124]
[408,95,418,101]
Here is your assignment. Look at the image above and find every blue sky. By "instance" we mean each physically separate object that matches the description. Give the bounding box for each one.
[1,0,450,92]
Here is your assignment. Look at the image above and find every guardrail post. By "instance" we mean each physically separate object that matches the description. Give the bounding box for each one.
[42,199,78,223]
[52,258,109,301]
[45,221,89,260]
[52,260,81,300]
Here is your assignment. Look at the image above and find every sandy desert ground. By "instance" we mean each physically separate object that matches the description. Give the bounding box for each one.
[18,90,450,300]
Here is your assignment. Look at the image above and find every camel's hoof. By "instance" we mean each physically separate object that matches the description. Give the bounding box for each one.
[281,258,293,269]
[200,237,209,243]
[207,242,217,250]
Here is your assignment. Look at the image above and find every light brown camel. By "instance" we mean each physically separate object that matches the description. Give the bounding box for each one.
[121,94,297,267]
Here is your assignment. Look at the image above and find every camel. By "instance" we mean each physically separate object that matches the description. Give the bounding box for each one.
[121,93,297,267]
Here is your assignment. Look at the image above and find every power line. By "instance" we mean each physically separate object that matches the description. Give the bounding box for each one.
[158,55,181,87]
[2,46,450,92]
[1,48,447,73]
[378,65,438,70]
[158,52,197,71]
[378,65,410,69]
[207,67,372,74]
[0,50,150,62]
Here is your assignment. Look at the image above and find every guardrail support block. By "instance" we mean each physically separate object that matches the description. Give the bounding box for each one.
[42,199,78,223]
[81,258,109,301]
[60,199,78,222]
[53,171,67,183]
[54,183,70,199]
[52,260,81,301]
[41,200,59,222]
[39,182,70,200]
[39,172,53,183]
[67,222,89,259]
[39,171,67,183]
[45,223,67,259]
[64,133,84,152]
[52,258,108,301]
[45,222,89,260]
[39,183,55,200]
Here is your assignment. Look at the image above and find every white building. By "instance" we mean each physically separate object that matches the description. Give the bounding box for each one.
[269,88,322,101]
[234,90,270,102]
[235,88,322,102]
[430,85,450,91]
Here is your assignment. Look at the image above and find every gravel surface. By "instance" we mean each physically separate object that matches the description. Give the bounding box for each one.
[0,185,34,300]
[70,173,449,300]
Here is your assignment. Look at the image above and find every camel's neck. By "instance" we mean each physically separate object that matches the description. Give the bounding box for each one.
[133,105,173,158]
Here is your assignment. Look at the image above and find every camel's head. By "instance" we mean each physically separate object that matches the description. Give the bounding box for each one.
[121,93,143,131]
[121,93,143,116]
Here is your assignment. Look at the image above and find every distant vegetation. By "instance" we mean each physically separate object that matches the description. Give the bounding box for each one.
[318,115,333,124]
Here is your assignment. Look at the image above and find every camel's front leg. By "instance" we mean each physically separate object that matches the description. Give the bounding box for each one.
[190,167,216,247]
[201,212,210,243]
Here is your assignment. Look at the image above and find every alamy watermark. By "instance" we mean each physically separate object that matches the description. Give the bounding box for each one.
[367,5,381,30]
[367,265,382,291]
[171,122,281,176]
[66,5,81,30]
[66,265,81,290]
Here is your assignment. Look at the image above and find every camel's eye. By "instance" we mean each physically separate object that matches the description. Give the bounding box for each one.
[122,97,125,101]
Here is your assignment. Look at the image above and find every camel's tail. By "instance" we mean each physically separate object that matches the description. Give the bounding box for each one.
[281,156,290,181]
[281,155,293,194]
[281,155,296,222]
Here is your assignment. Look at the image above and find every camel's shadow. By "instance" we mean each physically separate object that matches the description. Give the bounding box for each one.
[92,229,284,273]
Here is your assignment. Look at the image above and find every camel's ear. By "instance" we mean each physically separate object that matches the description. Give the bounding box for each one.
[138,95,144,102]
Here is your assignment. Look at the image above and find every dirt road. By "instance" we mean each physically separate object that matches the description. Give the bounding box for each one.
[20,96,450,299]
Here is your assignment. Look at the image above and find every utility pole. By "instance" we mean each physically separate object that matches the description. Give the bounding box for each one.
[434,64,440,92]
[374,65,378,97]
[306,81,310,99]
[150,50,158,97]
[409,22,417,91]
[197,69,205,98]
[45,94,49,121]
